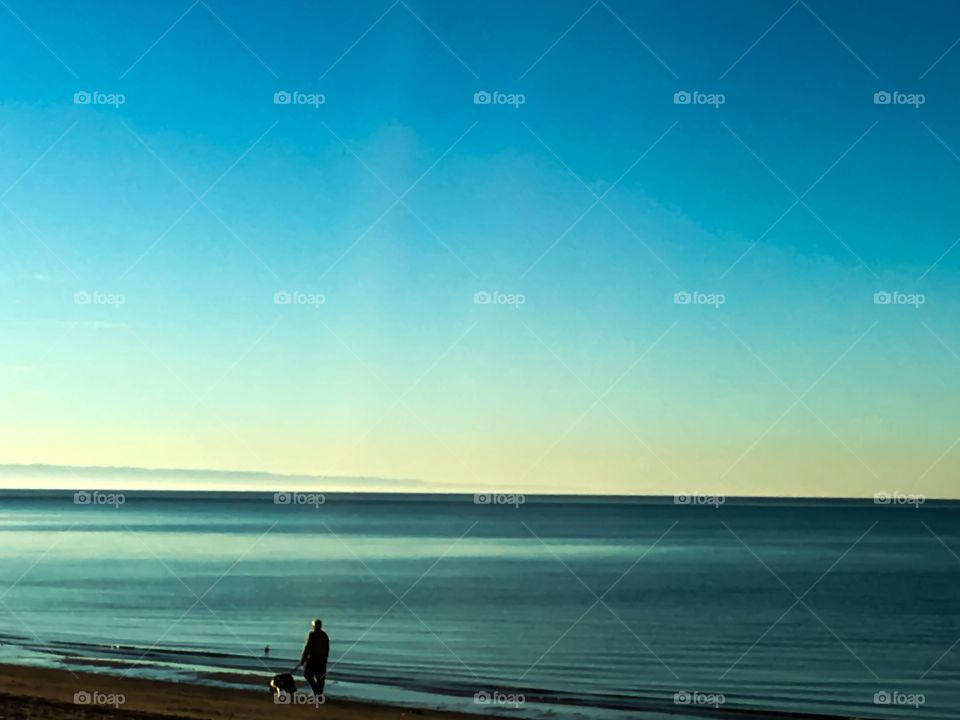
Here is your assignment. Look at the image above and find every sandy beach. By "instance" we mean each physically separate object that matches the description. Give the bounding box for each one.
[0,663,495,720]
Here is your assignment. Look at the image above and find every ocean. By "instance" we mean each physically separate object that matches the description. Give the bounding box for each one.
[0,491,956,719]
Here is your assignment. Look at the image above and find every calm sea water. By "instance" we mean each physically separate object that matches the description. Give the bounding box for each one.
[0,491,957,719]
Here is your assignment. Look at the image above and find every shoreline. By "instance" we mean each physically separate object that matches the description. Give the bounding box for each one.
[0,661,888,720]
[0,662,497,720]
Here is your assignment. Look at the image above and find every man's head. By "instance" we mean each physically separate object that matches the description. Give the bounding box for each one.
[312,619,322,630]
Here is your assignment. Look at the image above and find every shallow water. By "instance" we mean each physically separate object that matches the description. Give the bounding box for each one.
[0,491,956,719]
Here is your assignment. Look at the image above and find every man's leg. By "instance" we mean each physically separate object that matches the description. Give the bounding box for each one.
[304,664,321,695]
[315,662,327,696]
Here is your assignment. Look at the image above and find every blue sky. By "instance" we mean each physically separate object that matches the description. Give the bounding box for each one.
[2,0,960,497]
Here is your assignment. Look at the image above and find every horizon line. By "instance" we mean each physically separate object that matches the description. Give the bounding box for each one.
[0,463,955,502]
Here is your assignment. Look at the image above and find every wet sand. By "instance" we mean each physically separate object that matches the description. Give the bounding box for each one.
[0,663,495,720]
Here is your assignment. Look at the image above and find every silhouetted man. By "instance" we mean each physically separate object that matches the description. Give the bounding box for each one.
[295,619,329,696]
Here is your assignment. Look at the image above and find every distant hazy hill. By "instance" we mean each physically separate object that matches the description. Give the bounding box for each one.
[0,463,435,492]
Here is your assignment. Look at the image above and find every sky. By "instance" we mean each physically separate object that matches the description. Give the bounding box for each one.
[1,0,960,497]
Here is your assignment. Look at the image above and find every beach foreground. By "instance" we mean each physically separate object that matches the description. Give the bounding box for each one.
[0,663,495,720]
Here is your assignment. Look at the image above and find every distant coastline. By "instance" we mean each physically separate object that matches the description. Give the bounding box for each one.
[1,483,958,505]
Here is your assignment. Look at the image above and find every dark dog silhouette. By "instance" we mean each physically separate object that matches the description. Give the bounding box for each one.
[270,673,297,698]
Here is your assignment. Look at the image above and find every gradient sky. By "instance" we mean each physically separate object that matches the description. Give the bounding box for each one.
[2,0,960,497]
